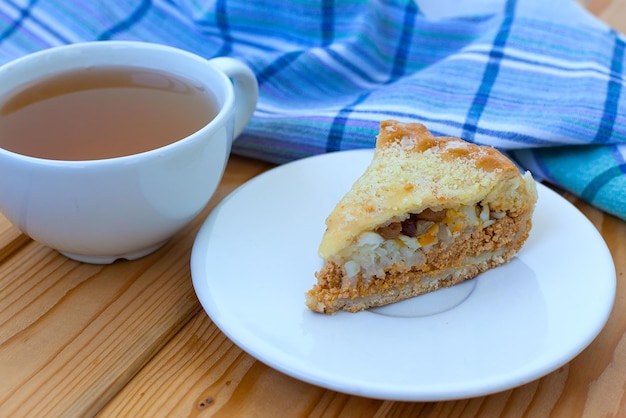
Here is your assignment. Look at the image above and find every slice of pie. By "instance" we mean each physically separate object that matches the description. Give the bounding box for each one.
[306,120,537,314]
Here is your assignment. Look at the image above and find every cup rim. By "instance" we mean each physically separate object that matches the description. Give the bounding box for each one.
[0,40,235,166]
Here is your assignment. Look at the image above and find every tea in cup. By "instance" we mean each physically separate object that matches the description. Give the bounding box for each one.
[0,41,258,263]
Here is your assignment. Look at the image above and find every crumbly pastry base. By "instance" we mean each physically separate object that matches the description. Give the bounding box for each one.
[306,210,532,314]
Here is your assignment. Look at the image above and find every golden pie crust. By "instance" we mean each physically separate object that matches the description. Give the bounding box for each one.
[306,120,537,314]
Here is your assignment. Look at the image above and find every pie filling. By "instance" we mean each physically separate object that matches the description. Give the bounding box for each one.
[329,202,508,285]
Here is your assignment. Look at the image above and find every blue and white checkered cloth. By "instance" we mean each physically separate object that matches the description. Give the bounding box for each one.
[1,0,625,221]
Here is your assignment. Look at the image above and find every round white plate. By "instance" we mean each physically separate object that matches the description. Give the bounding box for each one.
[190,149,616,401]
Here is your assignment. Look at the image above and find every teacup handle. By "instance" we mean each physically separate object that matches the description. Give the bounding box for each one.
[209,57,258,140]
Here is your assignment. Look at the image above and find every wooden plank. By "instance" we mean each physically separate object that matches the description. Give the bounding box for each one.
[0,214,30,263]
[0,228,201,416]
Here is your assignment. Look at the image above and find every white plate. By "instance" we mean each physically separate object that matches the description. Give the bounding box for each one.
[190,149,616,401]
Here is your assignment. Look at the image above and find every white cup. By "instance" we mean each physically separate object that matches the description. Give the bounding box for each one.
[0,41,258,263]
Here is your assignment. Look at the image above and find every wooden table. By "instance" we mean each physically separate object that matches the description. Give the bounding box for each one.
[1,2,626,417]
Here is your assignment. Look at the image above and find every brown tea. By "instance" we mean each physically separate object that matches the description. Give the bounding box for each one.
[0,66,218,160]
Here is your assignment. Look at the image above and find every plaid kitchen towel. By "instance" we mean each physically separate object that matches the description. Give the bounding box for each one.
[0,0,625,221]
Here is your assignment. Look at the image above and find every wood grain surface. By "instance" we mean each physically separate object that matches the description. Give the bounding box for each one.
[96,160,626,418]
[1,1,625,417]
